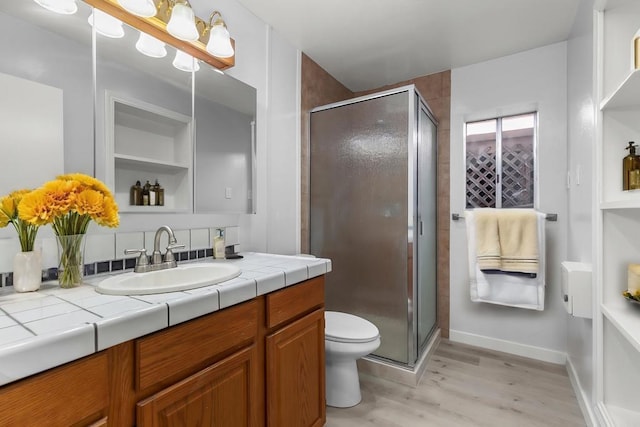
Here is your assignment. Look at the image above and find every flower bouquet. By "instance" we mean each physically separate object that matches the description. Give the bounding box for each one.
[0,190,39,252]
[20,174,119,288]
[0,190,42,292]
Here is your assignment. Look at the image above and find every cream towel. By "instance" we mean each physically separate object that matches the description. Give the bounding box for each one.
[474,209,501,270]
[474,208,539,274]
[496,209,539,274]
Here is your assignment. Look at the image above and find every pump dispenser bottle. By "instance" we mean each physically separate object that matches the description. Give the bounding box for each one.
[623,141,639,190]
[213,229,225,259]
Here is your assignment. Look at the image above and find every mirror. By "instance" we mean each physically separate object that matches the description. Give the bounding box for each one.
[94,17,194,212]
[0,2,256,216]
[0,2,93,197]
[194,65,256,214]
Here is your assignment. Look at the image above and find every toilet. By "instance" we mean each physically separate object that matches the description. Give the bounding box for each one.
[324,311,381,408]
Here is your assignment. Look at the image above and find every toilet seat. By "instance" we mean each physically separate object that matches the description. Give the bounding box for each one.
[325,311,380,344]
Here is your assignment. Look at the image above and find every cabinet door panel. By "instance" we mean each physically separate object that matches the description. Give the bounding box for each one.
[267,309,325,427]
[137,345,257,427]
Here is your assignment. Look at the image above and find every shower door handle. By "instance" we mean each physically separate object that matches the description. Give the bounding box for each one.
[419,219,423,236]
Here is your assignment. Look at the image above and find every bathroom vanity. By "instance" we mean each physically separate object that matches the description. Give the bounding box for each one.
[0,253,328,426]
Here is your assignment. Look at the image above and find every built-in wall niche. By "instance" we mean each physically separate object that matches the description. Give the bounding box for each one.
[106,93,193,212]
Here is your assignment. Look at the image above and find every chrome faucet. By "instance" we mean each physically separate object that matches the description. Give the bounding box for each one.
[125,225,185,273]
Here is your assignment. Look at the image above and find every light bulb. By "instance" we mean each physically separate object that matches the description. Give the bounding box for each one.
[173,50,200,72]
[33,0,78,15]
[206,23,234,58]
[166,2,199,41]
[88,9,125,38]
[136,32,167,58]
[117,0,157,18]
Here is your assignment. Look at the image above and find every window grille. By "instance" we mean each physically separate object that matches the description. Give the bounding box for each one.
[465,113,536,209]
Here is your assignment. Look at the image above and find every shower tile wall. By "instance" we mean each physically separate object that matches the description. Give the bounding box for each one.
[302,58,451,337]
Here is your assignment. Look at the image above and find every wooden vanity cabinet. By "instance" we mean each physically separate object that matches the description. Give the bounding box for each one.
[0,276,326,427]
[0,352,109,427]
[265,277,326,427]
[137,345,258,426]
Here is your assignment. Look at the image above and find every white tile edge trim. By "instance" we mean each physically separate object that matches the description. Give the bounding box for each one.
[448,329,567,365]
[566,356,597,427]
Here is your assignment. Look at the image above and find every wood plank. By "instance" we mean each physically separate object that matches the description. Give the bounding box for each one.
[266,276,324,329]
[136,300,257,391]
[0,353,108,426]
[326,339,585,427]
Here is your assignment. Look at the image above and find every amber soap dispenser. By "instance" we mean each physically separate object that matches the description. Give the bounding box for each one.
[623,141,640,191]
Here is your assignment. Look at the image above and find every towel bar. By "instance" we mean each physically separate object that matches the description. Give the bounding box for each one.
[451,212,558,222]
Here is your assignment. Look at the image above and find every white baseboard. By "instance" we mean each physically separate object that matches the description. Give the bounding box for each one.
[566,357,597,427]
[449,329,566,364]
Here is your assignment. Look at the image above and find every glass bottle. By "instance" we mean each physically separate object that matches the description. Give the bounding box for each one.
[623,141,638,191]
[142,180,151,206]
[130,180,142,206]
[155,179,164,206]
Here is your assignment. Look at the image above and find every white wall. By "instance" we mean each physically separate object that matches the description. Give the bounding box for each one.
[450,42,569,362]
[190,0,301,255]
[566,0,595,418]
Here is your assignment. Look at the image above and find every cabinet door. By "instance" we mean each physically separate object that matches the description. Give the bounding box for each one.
[137,345,258,427]
[266,309,325,427]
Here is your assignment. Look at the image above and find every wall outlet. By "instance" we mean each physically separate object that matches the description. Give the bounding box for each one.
[225,187,232,199]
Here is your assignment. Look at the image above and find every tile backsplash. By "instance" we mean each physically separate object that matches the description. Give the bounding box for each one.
[0,226,239,287]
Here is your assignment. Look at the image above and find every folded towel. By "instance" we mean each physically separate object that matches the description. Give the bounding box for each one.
[466,210,546,310]
[473,208,539,275]
[496,209,539,274]
[474,209,501,270]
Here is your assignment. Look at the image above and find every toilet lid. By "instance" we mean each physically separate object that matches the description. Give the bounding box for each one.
[325,311,380,343]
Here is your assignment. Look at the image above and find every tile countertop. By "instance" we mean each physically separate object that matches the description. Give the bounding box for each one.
[0,253,331,386]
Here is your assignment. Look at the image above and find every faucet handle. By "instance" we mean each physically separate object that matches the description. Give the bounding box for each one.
[164,243,185,264]
[124,248,149,271]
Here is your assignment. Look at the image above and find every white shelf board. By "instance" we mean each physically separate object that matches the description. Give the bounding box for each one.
[601,69,640,110]
[602,302,640,353]
[600,198,640,209]
[606,404,640,427]
[114,154,190,173]
[120,205,190,214]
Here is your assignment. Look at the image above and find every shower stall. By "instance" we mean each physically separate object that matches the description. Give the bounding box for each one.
[309,85,438,367]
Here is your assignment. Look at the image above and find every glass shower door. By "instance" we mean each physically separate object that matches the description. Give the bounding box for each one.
[416,102,438,354]
[310,91,411,364]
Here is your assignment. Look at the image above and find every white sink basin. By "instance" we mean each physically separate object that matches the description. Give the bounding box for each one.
[95,263,241,295]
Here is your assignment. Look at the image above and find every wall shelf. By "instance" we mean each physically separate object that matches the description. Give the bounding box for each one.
[601,302,640,353]
[106,92,193,213]
[600,69,640,110]
[600,198,640,209]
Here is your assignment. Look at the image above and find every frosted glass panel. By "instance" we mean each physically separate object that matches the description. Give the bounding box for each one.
[310,92,411,363]
[417,106,437,352]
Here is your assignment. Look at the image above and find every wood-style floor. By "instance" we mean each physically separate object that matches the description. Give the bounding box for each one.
[326,339,585,427]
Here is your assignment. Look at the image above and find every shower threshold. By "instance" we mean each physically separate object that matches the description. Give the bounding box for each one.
[357,328,441,387]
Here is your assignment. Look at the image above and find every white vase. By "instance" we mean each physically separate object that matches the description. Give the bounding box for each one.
[13,250,42,292]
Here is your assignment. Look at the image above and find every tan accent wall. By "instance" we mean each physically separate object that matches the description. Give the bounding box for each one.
[300,54,354,254]
[301,57,451,338]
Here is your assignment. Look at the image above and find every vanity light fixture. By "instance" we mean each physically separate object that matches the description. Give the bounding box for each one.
[85,0,235,70]
[117,0,156,18]
[88,9,125,38]
[166,0,199,42]
[172,49,200,72]
[136,31,167,58]
[33,0,78,15]
[204,11,234,58]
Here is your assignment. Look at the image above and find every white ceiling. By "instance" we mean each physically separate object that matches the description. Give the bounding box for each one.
[235,0,582,92]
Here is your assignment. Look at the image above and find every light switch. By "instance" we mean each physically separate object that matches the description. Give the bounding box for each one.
[225,187,232,199]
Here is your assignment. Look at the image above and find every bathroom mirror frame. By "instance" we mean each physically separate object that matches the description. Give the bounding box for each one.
[0,1,257,215]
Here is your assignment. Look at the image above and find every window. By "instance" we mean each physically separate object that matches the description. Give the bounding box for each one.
[465,112,536,209]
